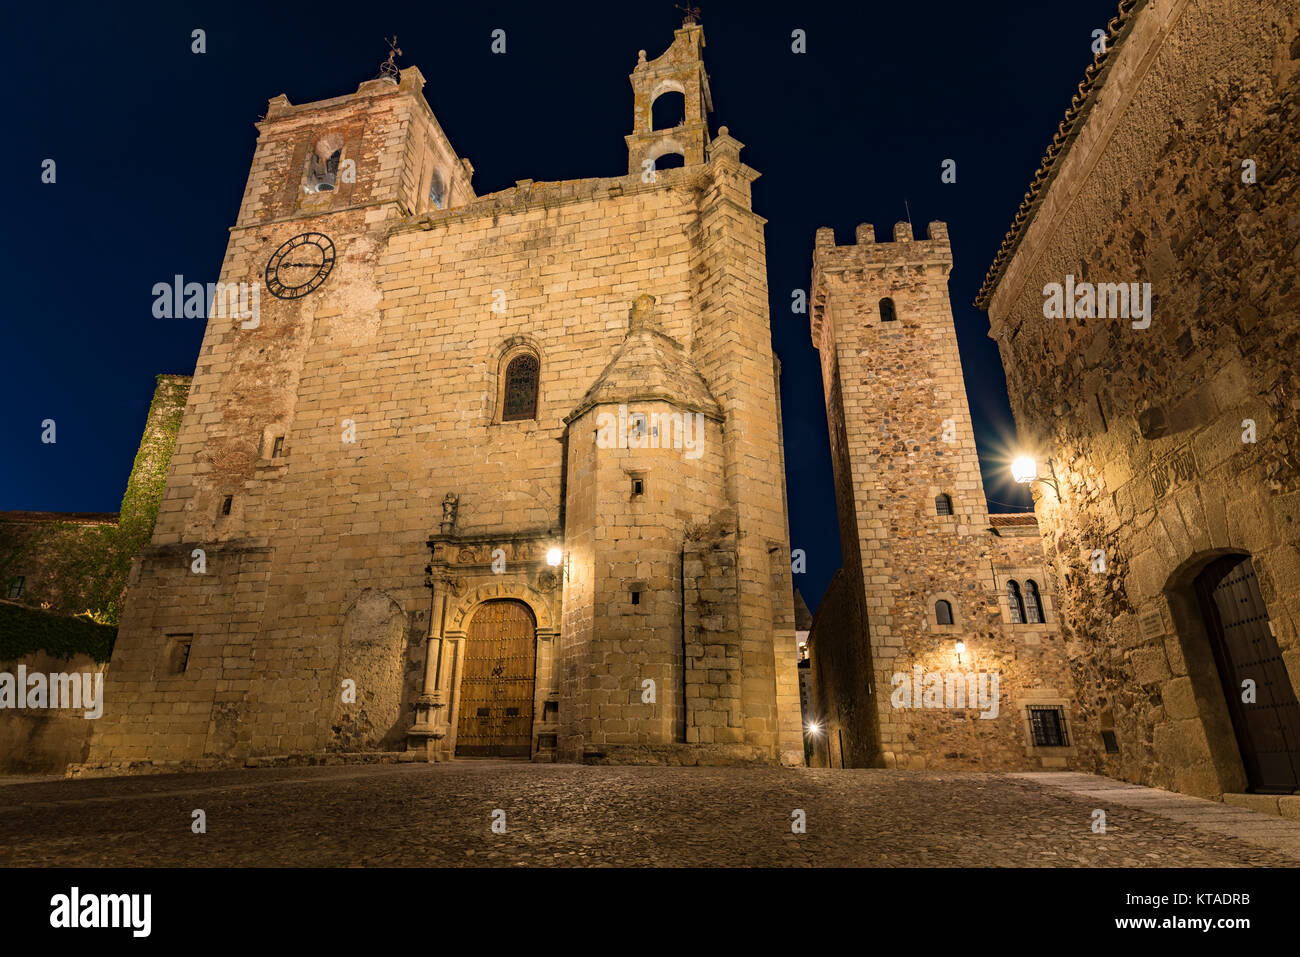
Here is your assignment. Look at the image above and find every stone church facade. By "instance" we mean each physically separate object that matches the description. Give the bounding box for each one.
[83,23,805,770]
[979,0,1300,802]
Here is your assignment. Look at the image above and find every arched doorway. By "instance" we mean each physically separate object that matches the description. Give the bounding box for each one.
[455,599,537,758]
[1195,554,1300,792]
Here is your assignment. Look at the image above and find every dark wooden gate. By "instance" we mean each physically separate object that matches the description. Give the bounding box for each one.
[1195,554,1300,792]
[455,600,536,758]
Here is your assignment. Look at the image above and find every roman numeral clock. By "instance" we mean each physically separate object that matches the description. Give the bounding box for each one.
[265,232,336,300]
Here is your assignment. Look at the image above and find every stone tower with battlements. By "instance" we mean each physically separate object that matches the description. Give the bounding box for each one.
[808,222,1078,771]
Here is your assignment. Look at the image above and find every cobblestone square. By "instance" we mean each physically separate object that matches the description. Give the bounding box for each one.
[2,765,1298,867]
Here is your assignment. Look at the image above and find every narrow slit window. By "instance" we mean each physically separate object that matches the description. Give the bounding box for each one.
[271,436,285,458]
[631,588,642,606]
[934,600,953,626]
[167,635,193,675]
[221,495,233,516]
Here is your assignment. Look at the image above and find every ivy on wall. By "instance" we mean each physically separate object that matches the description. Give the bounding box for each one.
[0,375,189,649]
[0,602,117,663]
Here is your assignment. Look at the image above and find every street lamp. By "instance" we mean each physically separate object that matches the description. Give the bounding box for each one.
[1011,454,1060,495]
[546,547,563,567]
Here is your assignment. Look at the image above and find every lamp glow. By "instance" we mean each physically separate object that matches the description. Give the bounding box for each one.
[807,722,821,735]
[546,547,563,567]
[954,640,966,655]
[1011,456,1037,484]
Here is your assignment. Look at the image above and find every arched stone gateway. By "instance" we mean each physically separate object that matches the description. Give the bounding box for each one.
[1193,555,1300,793]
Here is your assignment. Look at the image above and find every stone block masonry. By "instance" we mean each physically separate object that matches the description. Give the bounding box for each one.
[808,221,1078,771]
[82,23,803,772]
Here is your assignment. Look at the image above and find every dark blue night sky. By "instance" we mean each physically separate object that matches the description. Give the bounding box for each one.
[3,0,1122,610]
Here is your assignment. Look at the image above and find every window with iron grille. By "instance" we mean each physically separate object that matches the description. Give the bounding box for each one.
[502,354,539,421]
[935,493,953,516]
[1028,705,1069,747]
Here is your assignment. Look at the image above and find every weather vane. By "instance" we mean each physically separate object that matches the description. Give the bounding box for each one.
[378,35,402,82]
[676,4,702,26]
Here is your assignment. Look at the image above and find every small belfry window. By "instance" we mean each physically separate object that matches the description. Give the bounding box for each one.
[306,136,343,193]
[935,493,953,516]
[879,297,897,322]
[428,170,446,209]
[1024,579,1044,624]
[1006,580,1026,624]
[502,354,540,421]
[934,599,953,626]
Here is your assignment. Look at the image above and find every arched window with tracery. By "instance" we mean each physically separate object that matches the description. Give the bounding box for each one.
[1024,579,1044,624]
[501,353,540,421]
[1006,580,1026,624]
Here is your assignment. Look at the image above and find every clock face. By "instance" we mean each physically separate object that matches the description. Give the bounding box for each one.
[265,232,336,300]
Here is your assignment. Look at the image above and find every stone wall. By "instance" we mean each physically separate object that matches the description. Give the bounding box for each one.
[0,652,106,773]
[981,0,1300,797]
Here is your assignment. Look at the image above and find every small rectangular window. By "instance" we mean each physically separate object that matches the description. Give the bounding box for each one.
[631,589,642,606]
[6,576,24,600]
[221,495,233,516]
[272,436,284,458]
[631,478,644,496]
[1028,705,1069,747]
[1101,730,1119,753]
[166,635,193,675]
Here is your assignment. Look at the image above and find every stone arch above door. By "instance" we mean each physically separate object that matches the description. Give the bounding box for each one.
[447,578,556,633]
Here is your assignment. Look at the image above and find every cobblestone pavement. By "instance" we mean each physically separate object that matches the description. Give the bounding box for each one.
[2,763,1298,867]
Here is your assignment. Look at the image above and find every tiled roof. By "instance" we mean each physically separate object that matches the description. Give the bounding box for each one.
[975,0,1145,309]
[988,513,1038,528]
[0,511,119,526]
